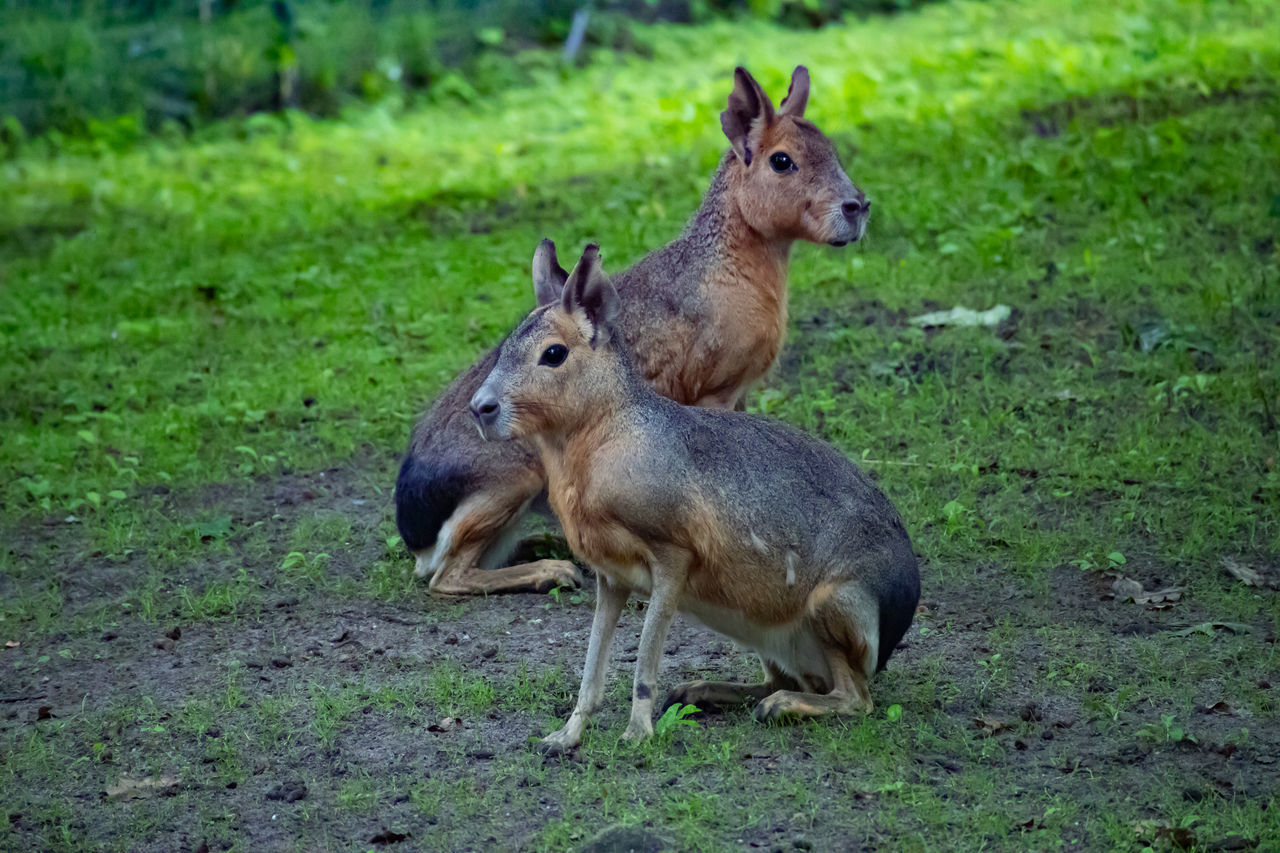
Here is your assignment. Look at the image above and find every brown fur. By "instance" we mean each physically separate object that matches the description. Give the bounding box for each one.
[396,66,869,596]
[470,245,919,747]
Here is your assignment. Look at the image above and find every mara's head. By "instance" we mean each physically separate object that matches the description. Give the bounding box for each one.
[470,241,623,441]
[721,66,868,247]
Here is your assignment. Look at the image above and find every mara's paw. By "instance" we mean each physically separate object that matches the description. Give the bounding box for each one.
[620,721,654,743]
[752,692,816,725]
[531,559,583,592]
[663,681,710,712]
[539,727,581,755]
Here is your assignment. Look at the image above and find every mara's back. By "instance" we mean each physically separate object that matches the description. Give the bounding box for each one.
[610,398,920,669]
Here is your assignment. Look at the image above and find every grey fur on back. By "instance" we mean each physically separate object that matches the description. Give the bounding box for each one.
[621,395,919,669]
[398,156,744,550]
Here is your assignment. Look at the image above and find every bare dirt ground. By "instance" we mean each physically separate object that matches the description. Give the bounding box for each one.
[3,456,1276,851]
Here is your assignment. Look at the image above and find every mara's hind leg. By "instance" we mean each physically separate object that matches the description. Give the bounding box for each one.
[423,475,581,596]
[664,659,803,713]
[752,653,873,723]
[753,584,878,723]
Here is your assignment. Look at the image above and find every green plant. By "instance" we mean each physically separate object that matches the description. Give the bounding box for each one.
[654,703,701,738]
[1138,714,1197,745]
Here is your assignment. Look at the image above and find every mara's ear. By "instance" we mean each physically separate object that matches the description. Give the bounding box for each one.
[532,238,568,307]
[720,66,775,166]
[779,65,809,118]
[561,243,619,347]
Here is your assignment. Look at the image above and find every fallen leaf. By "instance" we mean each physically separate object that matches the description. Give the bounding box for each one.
[1222,557,1270,588]
[1111,577,1144,599]
[1175,622,1251,638]
[910,304,1012,328]
[105,774,179,801]
[428,716,461,733]
[1133,587,1183,608]
[973,716,1009,736]
[1134,819,1196,851]
[1112,577,1184,607]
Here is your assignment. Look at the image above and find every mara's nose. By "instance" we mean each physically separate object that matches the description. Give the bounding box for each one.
[469,390,500,427]
[842,196,870,222]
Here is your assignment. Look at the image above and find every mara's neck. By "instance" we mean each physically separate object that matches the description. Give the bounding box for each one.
[528,344,649,477]
[682,152,793,286]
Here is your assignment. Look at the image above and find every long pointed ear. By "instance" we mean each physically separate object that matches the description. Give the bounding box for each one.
[561,243,619,347]
[532,239,569,307]
[720,66,776,166]
[779,66,809,118]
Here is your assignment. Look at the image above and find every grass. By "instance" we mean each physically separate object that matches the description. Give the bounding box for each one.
[2,0,1279,849]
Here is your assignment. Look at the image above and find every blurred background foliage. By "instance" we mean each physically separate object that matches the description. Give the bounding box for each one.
[0,0,928,146]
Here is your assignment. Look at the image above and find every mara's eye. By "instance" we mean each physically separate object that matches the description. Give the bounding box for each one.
[539,344,568,367]
[769,151,794,173]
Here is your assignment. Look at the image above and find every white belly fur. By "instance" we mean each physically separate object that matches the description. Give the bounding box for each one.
[681,597,829,686]
[594,566,832,687]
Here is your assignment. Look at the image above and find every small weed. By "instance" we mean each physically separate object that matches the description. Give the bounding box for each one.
[653,703,701,738]
[1138,714,1197,745]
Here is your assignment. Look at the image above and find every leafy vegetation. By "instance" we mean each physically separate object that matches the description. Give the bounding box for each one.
[1,0,1278,849]
[0,0,934,143]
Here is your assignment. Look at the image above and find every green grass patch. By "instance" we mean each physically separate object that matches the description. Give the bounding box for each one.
[1,0,1278,850]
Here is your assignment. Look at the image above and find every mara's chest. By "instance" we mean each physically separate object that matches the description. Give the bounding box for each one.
[544,460,657,591]
[693,269,788,396]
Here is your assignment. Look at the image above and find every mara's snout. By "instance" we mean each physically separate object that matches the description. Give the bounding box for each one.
[829,193,869,247]
[469,386,501,440]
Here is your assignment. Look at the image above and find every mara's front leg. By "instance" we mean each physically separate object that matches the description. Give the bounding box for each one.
[542,573,627,753]
[622,559,686,742]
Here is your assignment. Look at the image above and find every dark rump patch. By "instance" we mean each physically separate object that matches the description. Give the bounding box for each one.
[394,455,468,553]
[876,535,921,672]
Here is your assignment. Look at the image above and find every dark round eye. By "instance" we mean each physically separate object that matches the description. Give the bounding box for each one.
[539,344,568,367]
[769,152,794,173]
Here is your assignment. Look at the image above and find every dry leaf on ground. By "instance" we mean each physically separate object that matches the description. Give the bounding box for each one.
[1111,577,1144,599]
[1109,577,1182,608]
[1133,819,1196,851]
[428,716,461,733]
[1175,622,1251,638]
[974,716,1009,736]
[1222,557,1272,588]
[106,774,180,801]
